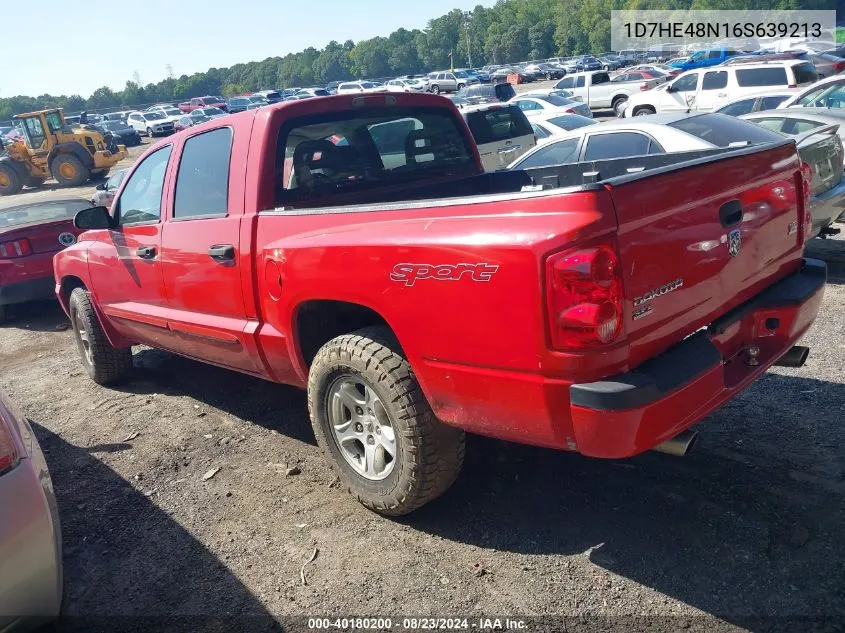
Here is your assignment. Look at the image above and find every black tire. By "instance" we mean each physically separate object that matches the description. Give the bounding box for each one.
[633,105,656,117]
[0,162,23,196]
[431,84,440,95]
[308,326,465,516]
[0,305,6,324]
[457,83,466,91]
[69,287,132,385]
[89,171,108,181]
[612,96,628,117]
[146,127,154,138]
[51,154,89,187]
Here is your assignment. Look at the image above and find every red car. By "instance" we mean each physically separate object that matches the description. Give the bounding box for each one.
[56,94,823,516]
[1,198,90,322]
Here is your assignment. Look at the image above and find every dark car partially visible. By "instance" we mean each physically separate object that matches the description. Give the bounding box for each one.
[99,120,141,147]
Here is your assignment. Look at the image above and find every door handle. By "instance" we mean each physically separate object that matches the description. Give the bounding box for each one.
[719,200,743,228]
[208,244,235,261]
[136,246,156,259]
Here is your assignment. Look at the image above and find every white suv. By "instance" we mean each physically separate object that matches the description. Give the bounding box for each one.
[622,60,818,117]
[126,111,174,137]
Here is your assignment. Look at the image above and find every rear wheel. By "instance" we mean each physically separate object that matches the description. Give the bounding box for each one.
[457,83,466,90]
[0,305,6,324]
[51,154,89,187]
[69,287,133,385]
[308,326,465,516]
[0,163,23,196]
[612,96,628,117]
[431,84,440,95]
[633,105,656,117]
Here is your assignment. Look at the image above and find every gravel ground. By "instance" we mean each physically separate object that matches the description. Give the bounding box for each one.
[1,96,843,632]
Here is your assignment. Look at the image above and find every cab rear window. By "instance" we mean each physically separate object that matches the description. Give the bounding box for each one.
[464,106,533,145]
[277,106,476,205]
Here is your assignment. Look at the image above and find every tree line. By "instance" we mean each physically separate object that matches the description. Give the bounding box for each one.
[0,0,838,120]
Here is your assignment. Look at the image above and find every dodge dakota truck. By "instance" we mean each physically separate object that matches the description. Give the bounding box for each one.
[178,96,228,113]
[54,92,826,516]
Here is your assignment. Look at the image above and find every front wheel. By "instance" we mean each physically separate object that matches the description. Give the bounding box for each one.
[51,154,89,187]
[69,287,133,385]
[430,85,440,95]
[0,163,23,196]
[146,127,154,138]
[633,105,656,117]
[308,326,465,516]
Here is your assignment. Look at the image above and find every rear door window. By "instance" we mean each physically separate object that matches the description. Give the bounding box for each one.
[465,107,533,145]
[735,67,788,87]
[760,95,789,110]
[583,132,652,160]
[702,71,728,90]
[516,139,579,169]
[716,98,756,116]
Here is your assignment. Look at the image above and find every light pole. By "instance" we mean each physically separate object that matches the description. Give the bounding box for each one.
[463,11,473,69]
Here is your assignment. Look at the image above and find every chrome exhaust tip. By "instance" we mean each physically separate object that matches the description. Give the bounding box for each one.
[653,430,699,457]
[774,345,810,368]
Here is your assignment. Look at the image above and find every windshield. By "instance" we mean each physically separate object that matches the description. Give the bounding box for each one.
[361,83,377,89]
[249,96,266,103]
[101,121,128,131]
[163,108,180,116]
[200,97,218,105]
[667,113,784,147]
[454,71,469,78]
[204,107,225,116]
[144,112,165,121]
[0,200,91,229]
[278,106,476,206]
[230,98,249,105]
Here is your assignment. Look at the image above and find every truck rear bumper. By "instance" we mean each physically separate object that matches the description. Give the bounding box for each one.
[569,258,826,458]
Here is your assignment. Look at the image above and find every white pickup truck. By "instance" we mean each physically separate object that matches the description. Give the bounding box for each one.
[555,70,663,116]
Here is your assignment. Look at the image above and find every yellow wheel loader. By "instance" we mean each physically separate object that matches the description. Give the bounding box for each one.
[0,109,126,195]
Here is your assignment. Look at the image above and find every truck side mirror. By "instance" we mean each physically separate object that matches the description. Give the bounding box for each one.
[666,84,675,93]
[74,206,115,230]
[95,182,106,191]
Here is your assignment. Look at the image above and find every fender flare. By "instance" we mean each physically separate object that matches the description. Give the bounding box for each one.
[48,143,95,172]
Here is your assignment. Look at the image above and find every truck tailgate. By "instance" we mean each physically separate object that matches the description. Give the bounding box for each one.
[606,142,806,369]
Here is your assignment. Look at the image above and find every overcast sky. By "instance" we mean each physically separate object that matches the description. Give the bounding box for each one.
[2,0,492,97]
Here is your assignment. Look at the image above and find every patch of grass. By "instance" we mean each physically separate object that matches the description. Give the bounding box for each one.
[837,27,845,44]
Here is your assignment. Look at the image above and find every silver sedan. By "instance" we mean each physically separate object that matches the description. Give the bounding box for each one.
[0,389,62,630]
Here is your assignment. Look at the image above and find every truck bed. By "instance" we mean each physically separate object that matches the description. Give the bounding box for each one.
[277,141,792,211]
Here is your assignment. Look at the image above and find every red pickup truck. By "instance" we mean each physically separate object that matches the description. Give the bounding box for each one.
[178,96,228,113]
[54,93,825,515]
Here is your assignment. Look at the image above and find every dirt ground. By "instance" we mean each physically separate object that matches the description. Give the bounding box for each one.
[1,99,845,633]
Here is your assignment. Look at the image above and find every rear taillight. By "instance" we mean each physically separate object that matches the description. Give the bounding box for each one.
[0,238,32,259]
[788,84,797,89]
[834,61,845,72]
[0,415,19,475]
[639,83,649,91]
[545,242,623,350]
[800,161,814,239]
